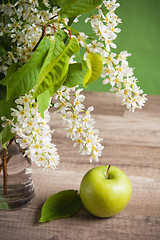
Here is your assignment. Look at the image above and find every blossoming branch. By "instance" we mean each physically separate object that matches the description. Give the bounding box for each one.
[0,0,147,170]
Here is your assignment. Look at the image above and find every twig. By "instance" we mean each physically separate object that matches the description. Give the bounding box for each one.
[32,26,46,52]
[0,156,12,173]
[0,136,16,173]
[14,140,31,165]
[2,149,7,196]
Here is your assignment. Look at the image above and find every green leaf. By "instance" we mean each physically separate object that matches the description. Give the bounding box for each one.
[6,36,51,100]
[0,85,6,100]
[0,99,16,119]
[64,37,80,56]
[37,72,68,118]
[0,62,21,86]
[83,52,103,88]
[0,201,9,210]
[37,90,51,118]
[49,0,60,8]
[0,34,12,53]
[0,125,15,145]
[2,0,17,4]
[49,72,68,95]
[57,29,68,42]
[0,45,7,56]
[68,17,76,26]
[0,98,16,133]
[0,72,5,81]
[64,63,87,87]
[39,190,82,223]
[38,1,49,10]
[59,0,103,18]
[33,35,65,97]
[33,35,79,98]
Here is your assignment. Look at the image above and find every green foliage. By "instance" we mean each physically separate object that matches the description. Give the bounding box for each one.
[56,29,68,42]
[49,0,60,7]
[37,90,51,118]
[0,62,21,86]
[83,52,103,88]
[59,0,103,18]
[68,17,76,26]
[64,63,87,87]
[6,37,51,101]
[0,62,21,143]
[0,125,15,146]
[0,34,12,57]
[0,98,16,121]
[0,73,5,81]
[0,46,7,57]
[0,98,16,133]
[2,0,17,4]
[33,34,80,98]
[39,190,82,222]
[48,71,68,97]
[0,85,6,100]
[37,72,67,118]
[38,1,49,10]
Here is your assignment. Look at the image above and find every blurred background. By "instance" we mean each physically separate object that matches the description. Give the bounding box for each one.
[73,0,160,95]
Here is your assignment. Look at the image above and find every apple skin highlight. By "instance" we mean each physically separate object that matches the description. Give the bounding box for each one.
[80,165,132,218]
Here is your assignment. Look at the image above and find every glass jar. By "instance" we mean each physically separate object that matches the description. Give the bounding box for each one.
[0,138,35,210]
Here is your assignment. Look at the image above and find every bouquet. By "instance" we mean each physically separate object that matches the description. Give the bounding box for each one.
[0,0,147,174]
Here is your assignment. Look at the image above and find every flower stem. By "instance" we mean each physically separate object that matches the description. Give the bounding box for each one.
[32,27,46,52]
[62,95,75,112]
[2,148,7,196]
[0,137,15,173]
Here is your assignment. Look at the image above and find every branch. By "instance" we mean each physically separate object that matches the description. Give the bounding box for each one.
[32,26,46,52]
[2,148,8,196]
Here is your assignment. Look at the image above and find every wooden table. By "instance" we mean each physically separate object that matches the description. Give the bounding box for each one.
[0,92,160,240]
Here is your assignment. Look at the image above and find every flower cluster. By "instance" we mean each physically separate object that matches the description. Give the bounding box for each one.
[0,1,67,73]
[75,0,147,111]
[101,51,147,111]
[54,86,104,163]
[2,92,59,170]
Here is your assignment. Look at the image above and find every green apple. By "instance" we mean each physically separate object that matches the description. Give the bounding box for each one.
[80,165,132,218]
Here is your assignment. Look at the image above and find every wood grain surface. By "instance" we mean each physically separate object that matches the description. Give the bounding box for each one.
[0,92,160,240]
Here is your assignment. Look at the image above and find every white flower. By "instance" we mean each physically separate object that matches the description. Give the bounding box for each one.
[115,64,133,78]
[0,23,8,36]
[87,40,104,54]
[104,0,120,11]
[105,38,117,52]
[101,65,116,79]
[1,3,15,16]
[53,86,104,163]
[74,16,80,23]
[69,55,77,64]
[1,116,12,128]
[76,32,88,47]
[2,92,60,170]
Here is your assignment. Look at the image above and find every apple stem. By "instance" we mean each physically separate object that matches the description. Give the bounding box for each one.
[106,165,111,179]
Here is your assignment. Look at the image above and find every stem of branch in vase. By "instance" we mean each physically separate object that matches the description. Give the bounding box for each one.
[2,148,7,196]
[0,156,12,173]
[0,136,16,173]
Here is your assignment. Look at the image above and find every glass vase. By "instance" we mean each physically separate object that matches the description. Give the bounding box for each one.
[0,138,35,210]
